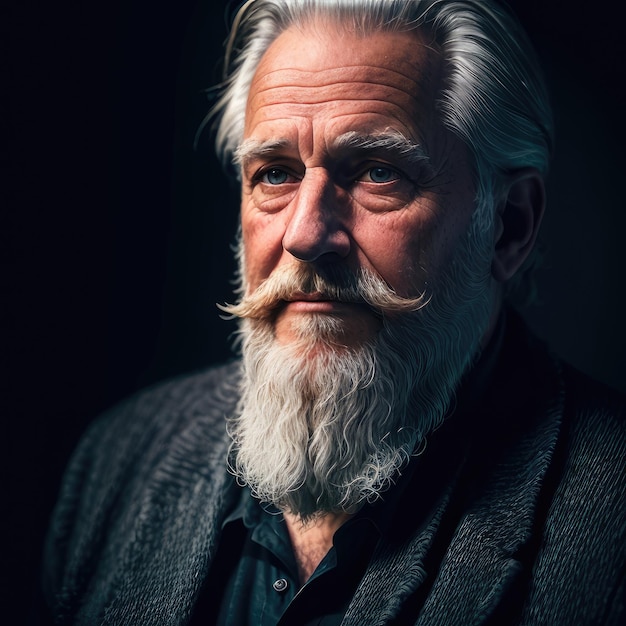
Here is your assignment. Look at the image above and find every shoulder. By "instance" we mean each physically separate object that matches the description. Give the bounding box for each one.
[554,363,625,539]
[77,360,241,459]
[504,310,625,461]
[525,362,626,624]
[559,363,626,487]
[42,360,242,612]
[563,362,626,426]
[53,358,242,502]
[499,311,625,622]
[104,359,242,428]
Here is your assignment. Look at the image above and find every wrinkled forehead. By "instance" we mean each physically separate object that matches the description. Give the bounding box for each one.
[243,20,446,144]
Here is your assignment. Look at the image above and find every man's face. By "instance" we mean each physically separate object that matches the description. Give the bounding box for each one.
[238,22,481,348]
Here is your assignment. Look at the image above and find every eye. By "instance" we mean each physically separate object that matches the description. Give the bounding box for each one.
[361,166,400,184]
[261,168,290,185]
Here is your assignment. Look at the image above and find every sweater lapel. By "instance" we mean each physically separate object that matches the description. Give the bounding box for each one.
[414,383,564,626]
[341,472,463,626]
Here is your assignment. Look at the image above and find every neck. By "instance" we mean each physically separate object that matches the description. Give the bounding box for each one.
[284,510,353,585]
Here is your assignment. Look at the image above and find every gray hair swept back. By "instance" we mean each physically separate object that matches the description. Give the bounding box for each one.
[210,0,553,201]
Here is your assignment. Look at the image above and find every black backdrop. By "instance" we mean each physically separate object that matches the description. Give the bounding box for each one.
[4,0,625,617]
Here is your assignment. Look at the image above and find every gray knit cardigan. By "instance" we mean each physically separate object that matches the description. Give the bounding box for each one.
[42,317,626,625]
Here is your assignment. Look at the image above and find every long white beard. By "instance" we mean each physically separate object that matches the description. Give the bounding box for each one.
[224,210,495,521]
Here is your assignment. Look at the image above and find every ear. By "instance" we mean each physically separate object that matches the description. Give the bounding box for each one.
[491,169,545,283]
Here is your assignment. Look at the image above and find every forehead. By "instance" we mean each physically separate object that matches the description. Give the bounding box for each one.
[243,22,444,148]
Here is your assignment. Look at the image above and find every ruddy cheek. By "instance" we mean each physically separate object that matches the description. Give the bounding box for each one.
[243,224,291,291]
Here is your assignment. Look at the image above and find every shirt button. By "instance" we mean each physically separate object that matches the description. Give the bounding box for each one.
[272,578,289,593]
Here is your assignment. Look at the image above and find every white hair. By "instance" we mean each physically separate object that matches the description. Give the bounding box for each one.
[207,0,554,234]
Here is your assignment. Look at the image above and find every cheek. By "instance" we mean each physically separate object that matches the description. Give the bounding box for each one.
[376,239,424,295]
[353,214,432,296]
[241,204,288,290]
[357,193,475,294]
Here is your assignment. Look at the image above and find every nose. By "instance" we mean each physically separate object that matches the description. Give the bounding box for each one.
[282,169,351,263]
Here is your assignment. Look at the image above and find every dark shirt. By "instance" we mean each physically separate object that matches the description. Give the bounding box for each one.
[213,488,384,626]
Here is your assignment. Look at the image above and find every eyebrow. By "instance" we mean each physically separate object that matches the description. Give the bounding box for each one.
[331,131,430,165]
[233,131,430,170]
[234,138,291,170]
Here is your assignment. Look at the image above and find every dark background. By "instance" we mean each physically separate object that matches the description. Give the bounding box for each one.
[4,0,625,618]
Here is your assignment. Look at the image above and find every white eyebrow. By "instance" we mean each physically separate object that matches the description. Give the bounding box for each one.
[233,138,291,170]
[332,130,430,165]
[233,131,430,170]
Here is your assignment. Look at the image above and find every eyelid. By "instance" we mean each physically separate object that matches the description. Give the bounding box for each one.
[248,162,301,186]
[363,164,400,179]
[350,161,404,184]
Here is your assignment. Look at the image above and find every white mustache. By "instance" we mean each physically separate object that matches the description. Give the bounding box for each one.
[218,262,429,320]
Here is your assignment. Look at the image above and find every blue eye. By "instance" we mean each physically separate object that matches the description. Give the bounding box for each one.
[262,168,289,185]
[367,167,398,183]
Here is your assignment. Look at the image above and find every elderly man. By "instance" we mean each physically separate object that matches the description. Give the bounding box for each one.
[40,1,625,624]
